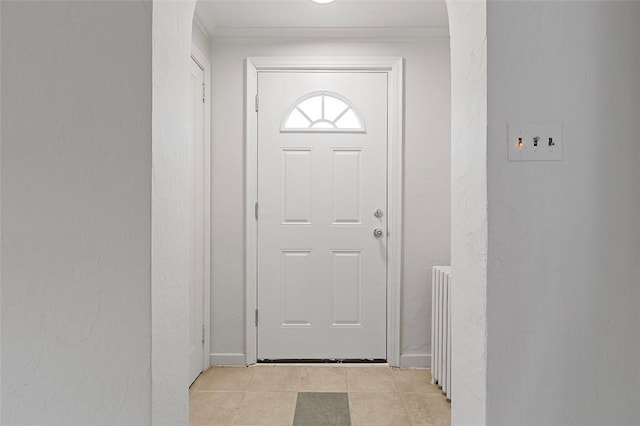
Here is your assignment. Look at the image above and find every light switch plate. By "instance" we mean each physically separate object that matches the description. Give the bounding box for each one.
[507,123,562,161]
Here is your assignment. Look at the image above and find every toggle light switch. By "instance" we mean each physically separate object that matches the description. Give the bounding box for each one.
[507,123,562,162]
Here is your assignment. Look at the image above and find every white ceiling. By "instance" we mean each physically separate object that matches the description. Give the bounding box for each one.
[195,0,449,38]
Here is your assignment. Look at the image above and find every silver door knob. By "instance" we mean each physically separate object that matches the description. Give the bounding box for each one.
[374,208,384,218]
[373,228,384,238]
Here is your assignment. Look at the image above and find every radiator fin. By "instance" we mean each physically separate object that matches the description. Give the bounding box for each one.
[431,266,452,400]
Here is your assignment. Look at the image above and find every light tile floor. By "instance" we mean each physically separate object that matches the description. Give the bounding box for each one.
[190,365,451,426]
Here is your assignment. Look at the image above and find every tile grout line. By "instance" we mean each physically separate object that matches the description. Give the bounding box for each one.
[292,368,302,425]
[340,368,354,426]
[345,368,353,425]
[227,367,255,426]
[392,371,417,426]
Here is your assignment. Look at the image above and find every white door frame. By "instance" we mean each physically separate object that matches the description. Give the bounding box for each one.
[191,44,212,373]
[244,57,404,367]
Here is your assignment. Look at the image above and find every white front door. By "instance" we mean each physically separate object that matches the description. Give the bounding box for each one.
[257,72,388,360]
[188,57,205,383]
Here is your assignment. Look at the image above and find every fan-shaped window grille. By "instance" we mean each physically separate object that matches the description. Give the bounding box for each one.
[281,92,365,133]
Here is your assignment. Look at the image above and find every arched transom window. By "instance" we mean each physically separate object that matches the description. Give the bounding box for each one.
[281,92,365,133]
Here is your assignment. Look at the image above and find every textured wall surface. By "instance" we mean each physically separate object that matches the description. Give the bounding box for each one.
[447,0,488,424]
[152,0,196,424]
[1,1,152,424]
[487,2,640,425]
[206,39,451,367]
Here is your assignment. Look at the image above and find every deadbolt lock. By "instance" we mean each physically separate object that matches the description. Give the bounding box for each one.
[374,208,384,218]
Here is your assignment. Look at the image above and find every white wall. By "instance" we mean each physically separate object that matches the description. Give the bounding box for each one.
[152,0,196,424]
[1,1,152,424]
[486,2,640,425]
[446,1,488,424]
[207,38,451,367]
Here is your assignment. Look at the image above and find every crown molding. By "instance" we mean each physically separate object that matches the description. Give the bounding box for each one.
[193,14,213,40]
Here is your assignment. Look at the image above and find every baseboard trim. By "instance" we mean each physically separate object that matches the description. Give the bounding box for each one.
[209,353,429,368]
[210,353,246,366]
[399,354,431,368]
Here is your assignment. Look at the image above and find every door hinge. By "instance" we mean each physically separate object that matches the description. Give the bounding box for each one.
[255,94,259,112]
[201,324,205,344]
[255,309,259,326]
[254,202,259,220]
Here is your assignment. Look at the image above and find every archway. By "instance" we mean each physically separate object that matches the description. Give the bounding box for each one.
[151,1,488,424]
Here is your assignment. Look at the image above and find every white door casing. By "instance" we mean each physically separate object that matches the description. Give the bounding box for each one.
[245,57,404,366]
[257,73,388,360]
[188,47,212,384]
[188,57,204,383]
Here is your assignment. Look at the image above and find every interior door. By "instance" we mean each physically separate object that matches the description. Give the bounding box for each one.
[188,57,205,383]
[257,71,388,360]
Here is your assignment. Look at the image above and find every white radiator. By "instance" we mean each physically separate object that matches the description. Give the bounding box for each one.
[431,266,452,400]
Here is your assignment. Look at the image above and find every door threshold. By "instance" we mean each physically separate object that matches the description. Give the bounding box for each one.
[257,359,387,365]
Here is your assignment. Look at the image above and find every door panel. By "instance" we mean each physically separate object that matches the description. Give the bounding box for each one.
[282,149,312,224]
[257,72,388,360]
[332,250,363,326]
[281,250,312,326]
[332,149,363,224]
